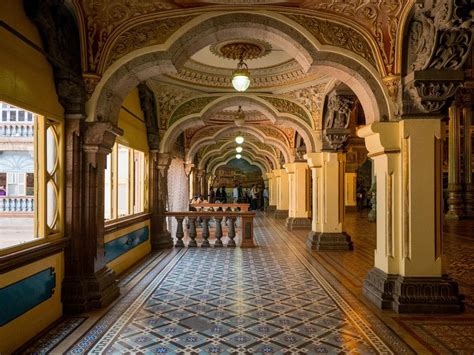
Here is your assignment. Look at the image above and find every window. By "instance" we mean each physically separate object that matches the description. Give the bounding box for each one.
[0,101,63,250]
[104,143,147,221]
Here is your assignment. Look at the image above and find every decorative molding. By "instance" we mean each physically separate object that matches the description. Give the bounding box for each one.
[104,16,195,70]
[287,14,377,68]
[259,96,312,127]
[169,97,217,127]
[210,40,272,60]
[286,84,326,129]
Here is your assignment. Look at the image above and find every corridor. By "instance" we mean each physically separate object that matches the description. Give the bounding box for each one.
[22,213,474,354]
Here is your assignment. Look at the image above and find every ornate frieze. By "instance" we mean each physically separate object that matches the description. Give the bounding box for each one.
[104,16,195,69]
[286,14,377,68]
[286,84,326,129]
[259,97,313,128]
[168,97,217,127]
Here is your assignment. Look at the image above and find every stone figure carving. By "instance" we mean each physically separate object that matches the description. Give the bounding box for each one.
[323,93,355,151]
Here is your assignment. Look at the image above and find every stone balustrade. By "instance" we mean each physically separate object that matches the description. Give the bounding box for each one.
[189,203,250,212]
[0,122,34,137]
[165,211,256,248]
[0,197,34,212]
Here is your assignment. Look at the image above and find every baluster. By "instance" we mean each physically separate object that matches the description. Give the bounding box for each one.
[175,216,185,247]
[201,217,210,247]
[0,199,4,212]
[214,217,223,247]
[31,198,34,211]
[226,216,236,247]
[20,198,24,211]
[188,216,197,247]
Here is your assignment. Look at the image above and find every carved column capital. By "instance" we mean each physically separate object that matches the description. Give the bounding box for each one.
[83,122,123,156]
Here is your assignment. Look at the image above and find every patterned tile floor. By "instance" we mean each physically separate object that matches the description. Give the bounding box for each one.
[24,212,474,354]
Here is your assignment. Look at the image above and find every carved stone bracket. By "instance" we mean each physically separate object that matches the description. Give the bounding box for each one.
[402,0,473,116]
[323,92,355,150]
[83,121,123,157]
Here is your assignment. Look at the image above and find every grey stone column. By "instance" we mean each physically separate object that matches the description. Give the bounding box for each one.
[463,92,474,218]
[62,122,122,313]
[446,103,465,220]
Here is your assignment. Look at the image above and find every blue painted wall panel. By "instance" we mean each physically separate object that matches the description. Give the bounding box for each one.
[0,267,55,326]
[105,226,149,263]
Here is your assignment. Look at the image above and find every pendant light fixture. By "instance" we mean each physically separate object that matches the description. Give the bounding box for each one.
[232,54,250,92]
[235,136,244,144]
[236,154,242,159]
[234,106,245,127]
[236,146,243,153]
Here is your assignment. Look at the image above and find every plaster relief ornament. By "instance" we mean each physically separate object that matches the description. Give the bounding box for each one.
[323,93,355,150]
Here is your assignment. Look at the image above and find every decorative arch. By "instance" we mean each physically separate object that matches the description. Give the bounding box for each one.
[208,150,271,175]
[87,11,393,130]
[179,124,292,164]
[198,140,279,171]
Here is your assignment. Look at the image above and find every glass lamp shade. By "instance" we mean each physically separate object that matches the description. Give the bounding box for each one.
[232,74,250,92]
[236,154,242,159]
[235,136,244,144]
[236,146,243,153]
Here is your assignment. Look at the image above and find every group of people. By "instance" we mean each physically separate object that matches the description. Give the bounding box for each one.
[208,183,268,211]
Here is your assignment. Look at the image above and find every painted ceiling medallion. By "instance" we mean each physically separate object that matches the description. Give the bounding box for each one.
[211,40,272,61]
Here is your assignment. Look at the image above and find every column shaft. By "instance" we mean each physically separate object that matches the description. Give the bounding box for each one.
[285,162,311,230]
[446,104,464,219]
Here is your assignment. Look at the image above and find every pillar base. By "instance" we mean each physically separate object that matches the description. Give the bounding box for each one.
[151,230,174,250]
[266,205,276,213]
[306,231,353,250]
[286,217,311,230]
[362,267,396,310]
[446,184,465,220]
[62,266,119,314]
[464,184,474,219]
[274,209,288,219]
[363,268,464,313]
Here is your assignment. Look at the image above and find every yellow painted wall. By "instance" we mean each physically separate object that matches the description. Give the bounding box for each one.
[0,0,63,119]
[345,172,357,206]
[105,220,151,276]
[0,252,64,353]
[117,88,149,152]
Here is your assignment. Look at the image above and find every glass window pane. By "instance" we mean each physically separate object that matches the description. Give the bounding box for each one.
[104,153,112,220]
[117,145,130,217]
[133,150,145,214]
[46,126,57,174]
[47,180,57,229]
[0,101,36,249]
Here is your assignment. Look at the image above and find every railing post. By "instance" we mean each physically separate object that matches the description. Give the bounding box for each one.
[240,214,257,248]
[214,217,223,247]
[201,217,210,247]
[188,216,197,247]
[227,216,236,247]
[175,216,185,247]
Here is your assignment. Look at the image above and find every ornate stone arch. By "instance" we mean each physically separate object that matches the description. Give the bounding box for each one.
[197,140,279,171]
[177,125,292,164]
[208,151,271,175]
[87,11,393,129]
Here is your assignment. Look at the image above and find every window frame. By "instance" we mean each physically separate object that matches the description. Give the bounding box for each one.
[0,106,64,256]
[104,142,148,224]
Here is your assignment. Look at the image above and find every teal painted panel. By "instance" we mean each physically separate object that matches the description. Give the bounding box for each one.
[0,267,56,326]
[105,226,149,263]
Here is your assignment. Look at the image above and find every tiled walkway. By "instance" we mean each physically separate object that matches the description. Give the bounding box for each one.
[24,213,474,354]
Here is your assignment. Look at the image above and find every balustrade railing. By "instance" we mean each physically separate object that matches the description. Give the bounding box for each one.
[0,197,34,212]
[0,123,34,137]
[165,211,256,248]
[190,203,250,212]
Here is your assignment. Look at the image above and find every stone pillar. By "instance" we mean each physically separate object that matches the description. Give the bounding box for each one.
[265,172,276,212]
[359,120,463,313]
[285,162,311,230]
[273,168,289,218]
[463,91,474,218]
[147,152,173,249]
[305,152,353,250]
[198,169,207,199]
[446,103,464,219]
[62,122,122,313]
